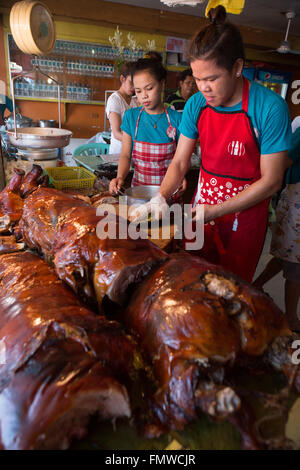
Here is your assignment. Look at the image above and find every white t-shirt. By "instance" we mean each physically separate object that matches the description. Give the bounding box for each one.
[106,92,138,154]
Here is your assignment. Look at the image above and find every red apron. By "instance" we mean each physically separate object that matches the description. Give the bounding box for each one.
[131,107,176,187]
[186,79,269,283]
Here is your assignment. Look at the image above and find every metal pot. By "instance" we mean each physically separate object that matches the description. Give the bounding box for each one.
[5,113,34,130]
[7,127,72,150]
[18,148,58,160]
[38,119,58,128]
[125,185,159,206]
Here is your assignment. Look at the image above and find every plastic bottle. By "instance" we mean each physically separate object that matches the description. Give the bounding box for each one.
[19,79,25,97]
[32,80,36,97]
[79,83,83,100]
[40,81,45,98]
[82,84,88,101]
[66,83,71,100]
[14,80,19,96]
[72,83,77,100]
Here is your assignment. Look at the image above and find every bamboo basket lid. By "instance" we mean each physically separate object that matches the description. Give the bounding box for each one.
[9,1,56,56]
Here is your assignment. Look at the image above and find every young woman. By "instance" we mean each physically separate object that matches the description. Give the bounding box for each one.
[109,53,183,193]
[130,6,292,283]
[106,62,137,155]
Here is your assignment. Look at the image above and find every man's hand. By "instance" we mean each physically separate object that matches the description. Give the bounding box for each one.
[128,193,168,222]
[109,177,124,195]
[175,177,187,198]
[191,204,220,223]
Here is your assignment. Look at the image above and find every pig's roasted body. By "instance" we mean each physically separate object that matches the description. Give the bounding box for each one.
[0,251,134,450]
[7,182,299,449]
[20,187,166,307]
[124,253,298,448]
[0,165,45,234]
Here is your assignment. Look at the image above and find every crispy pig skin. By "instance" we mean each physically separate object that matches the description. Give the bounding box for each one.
[20,187,166,306]
[19,187,90,259]
[19,164,43,198]
[0,169,24,228]
[0,251,134,450]
[0,235,24,254]
[124,253,291,430]
[0,166,47,233]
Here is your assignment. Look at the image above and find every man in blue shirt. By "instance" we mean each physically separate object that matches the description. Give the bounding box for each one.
[165,68,196,112]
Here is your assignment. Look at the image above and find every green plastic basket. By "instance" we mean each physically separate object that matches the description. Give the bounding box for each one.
[45,166,96,190]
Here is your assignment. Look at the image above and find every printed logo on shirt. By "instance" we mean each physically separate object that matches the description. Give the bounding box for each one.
[227,141,245,157]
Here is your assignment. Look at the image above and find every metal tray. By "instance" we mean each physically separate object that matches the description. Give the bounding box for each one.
[7,127,72,149]
[125,185,159,205]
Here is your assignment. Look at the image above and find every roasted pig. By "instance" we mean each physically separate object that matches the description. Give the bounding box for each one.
[20,187,166,307]
[0,168,24,233]
[0,251,135,450]
[0,235,25,254]
[19,163,43,197]
[123,253,298,449]
[0,164,46,234]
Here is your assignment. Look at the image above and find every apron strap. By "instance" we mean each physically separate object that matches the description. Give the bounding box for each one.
[241,78,249,112]
[134,107,145,140]
[165,107,176,142]
[134,107,176,142]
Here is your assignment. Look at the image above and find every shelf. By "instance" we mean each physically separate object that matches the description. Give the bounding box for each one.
[15,97,105,105]
[7,33,119,104]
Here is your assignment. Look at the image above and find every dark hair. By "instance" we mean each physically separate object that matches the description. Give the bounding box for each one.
[188,6,245,72]
[118,61,134,79]
[131,51,167,82]
[179,68,193,83]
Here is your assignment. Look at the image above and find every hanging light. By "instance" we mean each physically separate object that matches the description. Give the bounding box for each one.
[160,0,206,6]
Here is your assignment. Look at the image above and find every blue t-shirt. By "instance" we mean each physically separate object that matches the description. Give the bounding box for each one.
[121,107,182,145]
[179,81,292,155]
[0,96,14,120]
